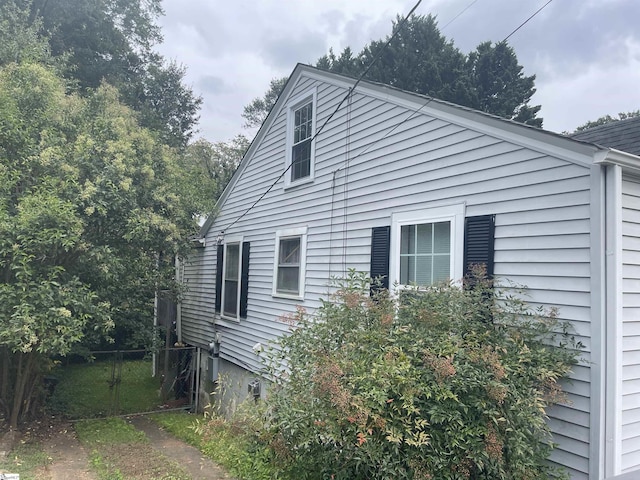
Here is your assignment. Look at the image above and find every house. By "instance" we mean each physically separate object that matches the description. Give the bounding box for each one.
[177,64,640,479]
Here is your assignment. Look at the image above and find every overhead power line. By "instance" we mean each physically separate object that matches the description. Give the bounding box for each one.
[441,0,480,31]
[503,0,553,42]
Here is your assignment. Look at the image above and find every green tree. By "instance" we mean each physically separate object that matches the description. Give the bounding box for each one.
[30,0,163,89]
[574,110,640,132]
[359,15,474,108]
[315,46,360,77]
[0,63,111,428]
[466,41,541,127]
[180,135,250,218]
[0,62,196,427]
[121,54,203,149]
[21,0,201,148]
[242,77,288,129]
[243,14,542,128]
[0,0,50,65]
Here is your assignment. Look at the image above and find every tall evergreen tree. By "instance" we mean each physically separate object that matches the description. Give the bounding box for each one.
[466,41,541,127]
[243,14,542,128]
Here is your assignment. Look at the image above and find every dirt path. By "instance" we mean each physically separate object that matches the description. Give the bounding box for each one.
[36,417,232,480]
[127,415,233,480]
[40,425,97,480]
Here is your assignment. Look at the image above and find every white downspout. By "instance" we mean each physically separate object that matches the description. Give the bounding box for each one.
[604,164,623,477]
[590,163,607,480]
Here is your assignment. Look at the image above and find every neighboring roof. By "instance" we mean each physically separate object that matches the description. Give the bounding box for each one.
[570,116,640,156]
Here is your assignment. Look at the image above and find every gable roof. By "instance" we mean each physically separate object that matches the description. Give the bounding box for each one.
[570,116,640,156]
[200,64,640,236]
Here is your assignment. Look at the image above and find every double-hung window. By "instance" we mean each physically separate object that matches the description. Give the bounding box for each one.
[390,205,465,288]
[215,237,250,321]
[292,102,313,181]
[285,90,316,187]
[222,243,240,317]
[273,227,307,298]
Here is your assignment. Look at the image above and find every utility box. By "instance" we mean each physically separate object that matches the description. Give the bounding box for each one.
[248,379,261,399]
[207,355,219,383]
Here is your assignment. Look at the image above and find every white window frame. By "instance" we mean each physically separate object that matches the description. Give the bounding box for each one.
[389,204,465,289]
[272,227,308,299]
[284,89,317,189]
[221,235,243,321]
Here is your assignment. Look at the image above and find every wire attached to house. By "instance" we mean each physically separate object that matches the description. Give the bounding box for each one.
[503,0,553,42]
[221,0,422,234]
[441,0,480,31]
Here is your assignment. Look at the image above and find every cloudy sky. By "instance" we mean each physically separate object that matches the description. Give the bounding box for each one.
[157,0,640,143]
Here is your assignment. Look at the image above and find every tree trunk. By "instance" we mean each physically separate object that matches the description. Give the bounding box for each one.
[9,351,35,430]
[0,347,9,416]
[0,347,8,399]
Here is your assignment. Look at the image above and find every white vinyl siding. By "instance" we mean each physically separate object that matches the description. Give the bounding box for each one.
[182,69,598,478]
[180,247,216,349]
[621,176,640,474]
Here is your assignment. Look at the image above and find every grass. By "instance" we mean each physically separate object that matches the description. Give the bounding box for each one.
[151,411,280,480]
[0,441,50,480]
[48,359,162,418]
[75,417,147,445]
[75,417,190,480]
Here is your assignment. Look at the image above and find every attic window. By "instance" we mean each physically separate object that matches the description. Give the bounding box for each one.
[285,89,316,188]
[291,102,313,181]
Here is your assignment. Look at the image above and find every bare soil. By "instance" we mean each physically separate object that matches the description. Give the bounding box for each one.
[6,416,232,480]
[38,424,96,480]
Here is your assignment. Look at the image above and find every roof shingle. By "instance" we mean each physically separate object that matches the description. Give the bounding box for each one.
[570,116,640,156]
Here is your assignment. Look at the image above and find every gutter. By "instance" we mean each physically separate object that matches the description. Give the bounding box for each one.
[594,148,640,174]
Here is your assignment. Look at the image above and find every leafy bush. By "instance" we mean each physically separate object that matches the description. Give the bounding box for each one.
[261,270,581,480]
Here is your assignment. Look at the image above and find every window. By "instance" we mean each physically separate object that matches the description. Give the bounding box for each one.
[285,90,316,187]
[400,222,451,285]
[216,237,250,321]
[371,211,495,295]
[273,227,307,298]
[222,243,240,317]
[292,102,312,181]
[390,205,465,288]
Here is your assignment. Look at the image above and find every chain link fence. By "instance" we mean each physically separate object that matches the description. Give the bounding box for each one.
[47,347,196,419]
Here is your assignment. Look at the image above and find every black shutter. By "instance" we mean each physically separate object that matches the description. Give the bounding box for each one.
[240,242,250,319]
[215,244,224,313]
[370,226,390,295]
[463,215,495,281]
